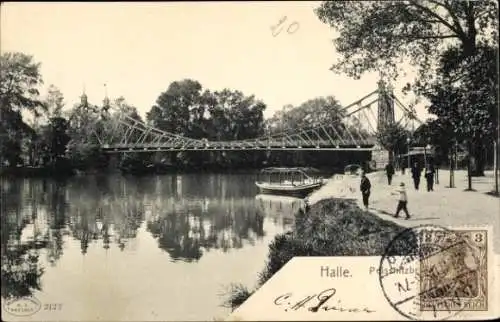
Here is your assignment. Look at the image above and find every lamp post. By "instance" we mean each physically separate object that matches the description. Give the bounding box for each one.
[406,137,411,173]
[424,145,427,169]
[449,140,457,188]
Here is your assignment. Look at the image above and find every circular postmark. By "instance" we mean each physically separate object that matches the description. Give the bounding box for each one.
[379,225,478,320]
[2,295,41,317]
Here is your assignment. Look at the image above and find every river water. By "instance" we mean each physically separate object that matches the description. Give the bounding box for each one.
[0,173,306,321]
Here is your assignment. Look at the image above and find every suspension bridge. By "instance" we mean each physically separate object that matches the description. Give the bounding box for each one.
[74,80,422,153]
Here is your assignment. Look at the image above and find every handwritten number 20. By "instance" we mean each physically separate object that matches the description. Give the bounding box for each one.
[271,16,299,37]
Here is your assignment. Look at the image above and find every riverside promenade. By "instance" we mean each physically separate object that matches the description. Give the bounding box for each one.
[308,169,500,254]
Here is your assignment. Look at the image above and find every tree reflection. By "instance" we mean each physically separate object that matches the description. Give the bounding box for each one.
[146,198,265,261]
[1,179,46,299]
[255,194,303,228]
[147,211,203,261]
[66,182,145,254]
[45,179,68,265]
[1,172,274,298]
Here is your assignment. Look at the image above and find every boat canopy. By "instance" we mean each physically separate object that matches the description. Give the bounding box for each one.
[258,167,323,184]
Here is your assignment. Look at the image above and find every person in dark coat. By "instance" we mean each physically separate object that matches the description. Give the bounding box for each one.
[411,162,422,190]
[425,163,435,191]
[400,159,406,175]
[385,163,395,185]
[360,172,371,210]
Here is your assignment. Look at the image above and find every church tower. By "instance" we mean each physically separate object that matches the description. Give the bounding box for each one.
[102,83,110,111]
[80,84,88,107]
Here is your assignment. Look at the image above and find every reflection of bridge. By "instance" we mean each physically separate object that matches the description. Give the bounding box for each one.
[78,81,422,152]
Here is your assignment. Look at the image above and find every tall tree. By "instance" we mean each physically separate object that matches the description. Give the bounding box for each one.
[0,52,46,117]
[44,85,64,120]
[413,118,455,165]
[0,52,46,166]
[38,117,71,167]
[148,79,202,135]
[27,85,67,166]
[315,0,499,189]
[315,1,498,84]
[267,96,346,134]
[147,81,267,169]
[207,89,266,141]
[65,97,106,170]
[266,96,351,166]
[376,123,411,163]
[426,45,498,185]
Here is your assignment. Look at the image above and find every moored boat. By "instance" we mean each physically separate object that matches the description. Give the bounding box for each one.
[344,164,362,176]
[255,167,326,198]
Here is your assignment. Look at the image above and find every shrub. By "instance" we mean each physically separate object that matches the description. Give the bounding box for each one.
[221,283,254,311]
[224,198,415,311]
[258,198,413,286]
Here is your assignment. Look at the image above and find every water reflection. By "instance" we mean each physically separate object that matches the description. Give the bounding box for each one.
[0,173,277,300]
[255,194,305,227]
[146,199,265,261]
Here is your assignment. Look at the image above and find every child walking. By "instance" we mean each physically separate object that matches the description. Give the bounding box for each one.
[392,182,411,219]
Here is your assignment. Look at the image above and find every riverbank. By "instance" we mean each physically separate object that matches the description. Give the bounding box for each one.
[223,196,412,311]
[0,165,75,178]
[0,165,341,178]
[223,169,499,313]
[308,169,500,253]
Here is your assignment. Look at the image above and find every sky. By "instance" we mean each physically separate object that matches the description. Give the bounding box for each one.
[1,1,430,122]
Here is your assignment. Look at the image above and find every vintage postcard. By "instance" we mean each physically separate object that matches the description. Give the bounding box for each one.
[1,1,499,321]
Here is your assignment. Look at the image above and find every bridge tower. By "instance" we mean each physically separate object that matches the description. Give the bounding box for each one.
[371,80,396,169]
[377,79,395,132]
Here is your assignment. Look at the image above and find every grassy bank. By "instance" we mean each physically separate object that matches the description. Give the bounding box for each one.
[223,197,414,311]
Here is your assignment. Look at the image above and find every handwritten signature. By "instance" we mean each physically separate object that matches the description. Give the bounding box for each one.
[273,288,375,313]
[270,16,299,37]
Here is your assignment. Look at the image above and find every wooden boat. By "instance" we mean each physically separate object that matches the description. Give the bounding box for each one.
[255,167,326,198]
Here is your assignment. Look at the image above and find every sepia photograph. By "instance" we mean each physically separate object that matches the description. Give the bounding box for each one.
[1,1,499,321]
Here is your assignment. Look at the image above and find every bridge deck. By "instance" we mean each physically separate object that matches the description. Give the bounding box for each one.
[99,139,377,152]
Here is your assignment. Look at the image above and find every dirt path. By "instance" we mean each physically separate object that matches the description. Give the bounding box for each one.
[308,169,500,254]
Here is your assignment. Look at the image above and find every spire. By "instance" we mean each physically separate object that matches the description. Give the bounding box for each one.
[80,83,88,107]
[103,83,110,110]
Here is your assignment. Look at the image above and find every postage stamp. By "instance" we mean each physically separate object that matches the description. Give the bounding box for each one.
[418,228,488,313]
[378,225,488,320]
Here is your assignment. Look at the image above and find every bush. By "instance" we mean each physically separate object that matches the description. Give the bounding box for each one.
[224,198,415,311]
[221,283,254,311]
[258,198,413,286]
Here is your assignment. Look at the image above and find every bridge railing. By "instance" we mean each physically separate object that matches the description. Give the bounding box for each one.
[100,138,377,151]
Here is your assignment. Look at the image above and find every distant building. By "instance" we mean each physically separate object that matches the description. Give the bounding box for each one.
[399,146,435,166]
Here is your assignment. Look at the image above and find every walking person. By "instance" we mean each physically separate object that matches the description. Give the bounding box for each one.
[360,171,371,210]
[425,162,435,191]
[385,162,395,185]
[411,162,422,190]
[392,182,411,219]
